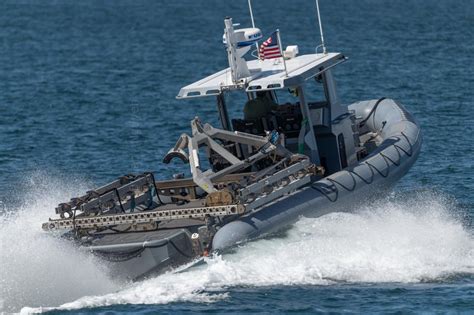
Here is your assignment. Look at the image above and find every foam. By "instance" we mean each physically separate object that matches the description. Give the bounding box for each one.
[0,173,120,313]
[21,190,472,313]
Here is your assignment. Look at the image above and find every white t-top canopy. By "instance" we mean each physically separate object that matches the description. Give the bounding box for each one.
[177,52,345,99]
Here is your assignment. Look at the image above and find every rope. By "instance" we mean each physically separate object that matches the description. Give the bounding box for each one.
[348,164,375,185]
[326,171,357,191]
[311,182,338,202]
[358,97,386,128]
[364,159,390,178]
[396,132,414,157]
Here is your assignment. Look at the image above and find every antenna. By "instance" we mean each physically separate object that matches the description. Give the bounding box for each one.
[248,0,256,28]
[315,0,327,54]
[247,0,260,58]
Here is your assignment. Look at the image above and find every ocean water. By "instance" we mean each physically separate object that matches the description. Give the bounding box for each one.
[0,0,472,313]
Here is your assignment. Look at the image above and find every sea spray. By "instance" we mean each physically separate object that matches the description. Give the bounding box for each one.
[0,172,121,313]
[29,190,473,312]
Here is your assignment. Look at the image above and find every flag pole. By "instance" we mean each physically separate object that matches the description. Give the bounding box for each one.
[276,29,288,77]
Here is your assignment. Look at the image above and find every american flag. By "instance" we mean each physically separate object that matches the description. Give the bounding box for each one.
[259,31,282,60]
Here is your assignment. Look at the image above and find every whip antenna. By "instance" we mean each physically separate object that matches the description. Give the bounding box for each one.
[248,0,260,58]
[248,0,256,28]
[315,0,327,54]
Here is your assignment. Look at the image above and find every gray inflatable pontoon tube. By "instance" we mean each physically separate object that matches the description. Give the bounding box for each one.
[212,98,422,251]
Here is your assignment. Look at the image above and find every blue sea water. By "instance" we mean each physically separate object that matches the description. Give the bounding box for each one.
[0,0,473,313]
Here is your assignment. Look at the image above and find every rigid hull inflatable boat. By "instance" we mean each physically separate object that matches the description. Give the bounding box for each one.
[42,16,422,280]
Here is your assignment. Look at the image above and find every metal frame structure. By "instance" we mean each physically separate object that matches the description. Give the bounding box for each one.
[43,119,321,232]
[163,118,294,194]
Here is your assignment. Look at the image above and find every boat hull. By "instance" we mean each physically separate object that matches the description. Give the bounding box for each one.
[212,98,422,250]
[86,229,195,280]
[84,98,421,280]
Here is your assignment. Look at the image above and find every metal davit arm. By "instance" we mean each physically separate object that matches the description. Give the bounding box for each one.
[163,118,294,194]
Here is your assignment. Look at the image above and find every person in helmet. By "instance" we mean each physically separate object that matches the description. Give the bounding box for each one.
[243,91,278,120]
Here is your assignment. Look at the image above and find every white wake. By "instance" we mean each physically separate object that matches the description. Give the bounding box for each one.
[0,173,121,313]
[0,175,471,313]
[52,192,472,313]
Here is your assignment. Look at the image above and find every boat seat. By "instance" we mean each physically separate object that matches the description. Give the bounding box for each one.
[233,103,303,138]
[275,111,302,138]
[232,118,266,136]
